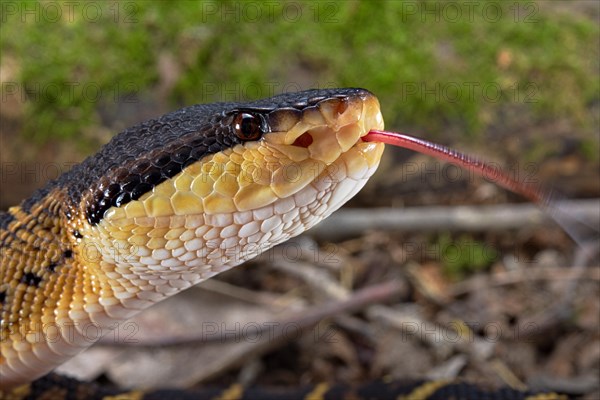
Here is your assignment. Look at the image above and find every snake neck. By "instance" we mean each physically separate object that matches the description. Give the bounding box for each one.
[1,199,76,319]
[0,196,97,386]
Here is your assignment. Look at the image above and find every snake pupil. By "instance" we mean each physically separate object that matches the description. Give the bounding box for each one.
[234,113,263,141]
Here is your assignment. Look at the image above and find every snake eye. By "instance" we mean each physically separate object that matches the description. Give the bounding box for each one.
[233,113,264,141]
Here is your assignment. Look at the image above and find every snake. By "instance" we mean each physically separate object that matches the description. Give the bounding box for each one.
[0,88,568,399]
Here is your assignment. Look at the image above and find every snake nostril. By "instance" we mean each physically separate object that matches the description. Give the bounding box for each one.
[292,132,313,148]
[336,98,349,115]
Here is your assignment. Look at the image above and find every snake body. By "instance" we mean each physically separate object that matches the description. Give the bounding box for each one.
[0,88,384,388]
[1,373,571,400]
[0,88,569,399]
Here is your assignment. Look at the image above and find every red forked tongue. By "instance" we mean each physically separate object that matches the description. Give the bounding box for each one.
[364,129,546,205]
[363,130,600,247]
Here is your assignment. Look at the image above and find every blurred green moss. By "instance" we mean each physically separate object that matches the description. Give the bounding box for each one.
[1,0,598,148]
[434,233,498,280]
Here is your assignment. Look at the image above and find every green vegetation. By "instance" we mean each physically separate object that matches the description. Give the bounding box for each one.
[1,0,598,150]
[434,233,498,280]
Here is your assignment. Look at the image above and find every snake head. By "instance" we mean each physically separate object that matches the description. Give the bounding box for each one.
[205,88,385,212]
[78,88,385,291]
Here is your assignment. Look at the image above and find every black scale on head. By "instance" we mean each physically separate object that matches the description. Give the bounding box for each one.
[19,89,372,226]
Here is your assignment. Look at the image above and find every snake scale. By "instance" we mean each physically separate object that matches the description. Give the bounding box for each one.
[0,88,568,399]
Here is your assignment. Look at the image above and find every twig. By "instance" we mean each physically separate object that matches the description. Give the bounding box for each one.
[449,266,600,297]
[490,359,528,391]
[102,281,405,387]
[101,280,404,347]
[273,257,497,361]
[271,259,350,300]
[198,279,284,307]
[309,199,600,239]
[366,305,495,360]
